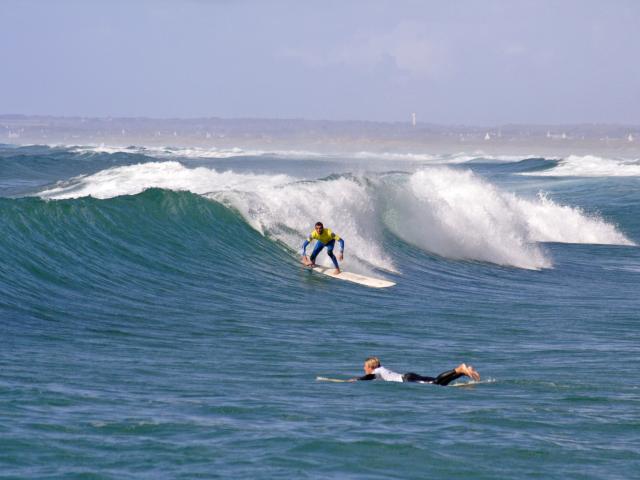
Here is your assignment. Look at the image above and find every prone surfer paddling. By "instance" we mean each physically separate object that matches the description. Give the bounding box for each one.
[349,356,480,385]
[301,222,344,274]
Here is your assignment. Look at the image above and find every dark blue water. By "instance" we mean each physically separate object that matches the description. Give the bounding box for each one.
[1,144,639,478]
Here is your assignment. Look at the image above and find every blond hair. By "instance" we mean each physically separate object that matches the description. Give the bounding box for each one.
[364,356,380,369]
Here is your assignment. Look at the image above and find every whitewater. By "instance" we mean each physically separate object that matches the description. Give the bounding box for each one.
[38,150,633,271]
[2,143,639,479]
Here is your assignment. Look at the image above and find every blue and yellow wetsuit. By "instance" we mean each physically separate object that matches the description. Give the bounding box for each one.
[301,228,345,269]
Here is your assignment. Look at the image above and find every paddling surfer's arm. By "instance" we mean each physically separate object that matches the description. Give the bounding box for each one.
[347,374,375,382]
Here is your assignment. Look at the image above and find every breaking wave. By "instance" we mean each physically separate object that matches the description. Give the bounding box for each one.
[38,161,634,271]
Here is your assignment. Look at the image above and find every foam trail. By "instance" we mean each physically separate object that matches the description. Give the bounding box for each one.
[383,168,634,270]
[525,155,640,177]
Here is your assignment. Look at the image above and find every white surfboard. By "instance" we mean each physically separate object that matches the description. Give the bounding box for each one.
[316,376,493,386]
[307,265,395,288]
[316,376,351,383]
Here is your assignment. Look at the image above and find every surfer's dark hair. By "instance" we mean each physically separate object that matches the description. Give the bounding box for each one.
[315,222,323,228]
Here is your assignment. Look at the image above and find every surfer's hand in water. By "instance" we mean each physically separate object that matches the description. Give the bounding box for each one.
[302,256,316,268]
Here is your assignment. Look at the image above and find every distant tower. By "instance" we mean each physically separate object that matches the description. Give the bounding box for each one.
[484,132,491,140]
[546,130,551,138]
[561,132,567,139]
[628,133,634,142]
[411,113,417,127]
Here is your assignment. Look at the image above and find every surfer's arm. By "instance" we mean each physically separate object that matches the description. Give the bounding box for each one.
[331,233,344,259]
[301,235,312,256]
[355,374,375,381]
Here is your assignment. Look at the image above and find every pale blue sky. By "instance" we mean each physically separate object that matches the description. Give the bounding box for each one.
[1,0,639,125]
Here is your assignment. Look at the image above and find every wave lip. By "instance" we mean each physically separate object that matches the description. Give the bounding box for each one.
[383,168,634,270]
[524,155,640,177]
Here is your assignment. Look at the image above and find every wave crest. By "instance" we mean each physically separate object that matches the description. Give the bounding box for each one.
[39,161,293,200]
[37,162,634,271]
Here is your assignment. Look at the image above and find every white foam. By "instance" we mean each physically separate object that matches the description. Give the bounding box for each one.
[349,151,525,163]
[38,161,293,199]
[71,144,139,155]
[69,143,343,160]
[383,168,634,270]
[351,151,441,162]
[525,154,640,177]
[213,176,397,273]
[440,151,530,164]
[70,144,263,159]
[515,192,634,246]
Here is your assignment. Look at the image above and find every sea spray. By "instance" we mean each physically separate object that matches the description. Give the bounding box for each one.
[382,168,634,270]
[383,168,552,270]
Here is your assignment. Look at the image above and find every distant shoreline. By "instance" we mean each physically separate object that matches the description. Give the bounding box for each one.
[2,114,639,157]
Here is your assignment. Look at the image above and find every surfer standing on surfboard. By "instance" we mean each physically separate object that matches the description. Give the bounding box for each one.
[301,222,344,274]
[348,356,480,385]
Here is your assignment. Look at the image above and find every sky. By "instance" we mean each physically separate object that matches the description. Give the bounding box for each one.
[1,0,639,125]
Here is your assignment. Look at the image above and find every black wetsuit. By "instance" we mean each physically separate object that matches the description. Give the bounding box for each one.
[358,369,463,386]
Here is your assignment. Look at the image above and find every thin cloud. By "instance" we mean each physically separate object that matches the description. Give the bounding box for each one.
[278,22,449,79]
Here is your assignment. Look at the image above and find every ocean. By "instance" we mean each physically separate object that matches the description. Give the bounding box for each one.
[1,143,639,478]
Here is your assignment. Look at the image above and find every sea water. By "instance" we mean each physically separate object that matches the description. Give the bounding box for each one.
[1,144,639,478]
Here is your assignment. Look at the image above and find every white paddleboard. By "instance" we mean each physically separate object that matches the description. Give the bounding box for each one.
[307,265,395,288]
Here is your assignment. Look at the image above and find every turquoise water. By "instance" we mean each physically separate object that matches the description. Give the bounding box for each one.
[1,144,639,478]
